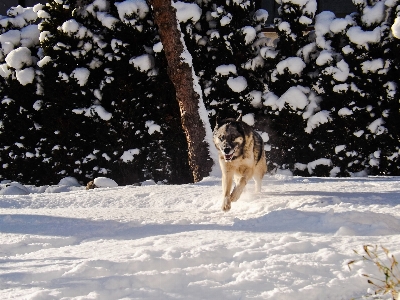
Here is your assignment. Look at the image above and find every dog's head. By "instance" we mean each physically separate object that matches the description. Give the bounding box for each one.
[213,116,245,162]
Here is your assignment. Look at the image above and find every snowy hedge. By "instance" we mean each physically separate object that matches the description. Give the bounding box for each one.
[1,0,399,185]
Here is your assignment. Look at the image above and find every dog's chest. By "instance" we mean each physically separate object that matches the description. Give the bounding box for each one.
[219,156,254,172]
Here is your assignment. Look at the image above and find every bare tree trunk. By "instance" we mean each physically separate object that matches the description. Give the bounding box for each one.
[150,0,213,182]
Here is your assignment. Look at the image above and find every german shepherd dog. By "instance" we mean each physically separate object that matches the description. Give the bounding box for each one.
[213,116,267,211]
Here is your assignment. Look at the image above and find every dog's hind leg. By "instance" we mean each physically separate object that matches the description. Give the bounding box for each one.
[253,157,267,193]
[254,176,262,193]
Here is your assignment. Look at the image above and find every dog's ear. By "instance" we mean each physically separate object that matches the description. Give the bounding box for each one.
[236,113,242,121]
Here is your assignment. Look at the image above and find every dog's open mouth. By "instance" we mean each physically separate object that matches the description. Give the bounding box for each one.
[223,146,237,161]
[224,153,234,161]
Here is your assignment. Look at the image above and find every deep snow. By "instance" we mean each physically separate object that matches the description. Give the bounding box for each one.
[1,175,400,299]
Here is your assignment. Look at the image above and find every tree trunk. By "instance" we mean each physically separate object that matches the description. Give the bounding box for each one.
[150,0,213,182]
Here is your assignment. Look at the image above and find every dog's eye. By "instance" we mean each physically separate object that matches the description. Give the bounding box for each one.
[234,137,243,143]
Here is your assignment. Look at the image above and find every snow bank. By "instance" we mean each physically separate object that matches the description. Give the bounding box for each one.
[93,176,118,187]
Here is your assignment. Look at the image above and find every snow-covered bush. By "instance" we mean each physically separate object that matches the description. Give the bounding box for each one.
[178,0,269,125]
[2,0,400,184]
[308,0,400,176]
[260,0,319,174]
[0,0,191,185]
[0,5,45,184]
[36,0,192,185]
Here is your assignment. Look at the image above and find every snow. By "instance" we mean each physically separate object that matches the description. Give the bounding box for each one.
[323,59,350,82]
[338,107,353,116]
[242,113,255,126]
[215,64,237,76]
[220,14,232,26]
[93,177,118,187]
[361,58,384,73]
[1,175,400,299]
[152,41,163,53]
[335,145,346,153]
[367,118,386,135]
[227,76,247,93]
[115,0,149,20]
[254,9,269,24]
[307,158,332,174]
[329,18,349,33]
[361,1,385,27]
[20,25,40,48]
[5,47,32,69]
[316,50,333,66]
[120,149,140,162]
[305,110,331,133]
[58,177,81,187]
[145,120,161,135]
[265,86,309,111]
[172,1,202,23]
[71,67,90,86]
[15,67,35,85]
[392,17,400,39]
[346,26,381,48]
[61,19,80,35]
[248,90,262,108]
[276,57,306,75]
[130,54,155,72]
[241,26,257,45]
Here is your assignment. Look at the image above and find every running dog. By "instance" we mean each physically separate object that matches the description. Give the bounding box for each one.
[213,116,267,211]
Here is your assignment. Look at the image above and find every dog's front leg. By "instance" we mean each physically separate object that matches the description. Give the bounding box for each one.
[221,171,233,212]
[230,170,252,203]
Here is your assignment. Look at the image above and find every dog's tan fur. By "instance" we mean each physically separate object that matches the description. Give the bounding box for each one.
[214,117,267,211]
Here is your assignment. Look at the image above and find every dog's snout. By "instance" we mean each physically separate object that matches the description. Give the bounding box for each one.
[223,147,231,154]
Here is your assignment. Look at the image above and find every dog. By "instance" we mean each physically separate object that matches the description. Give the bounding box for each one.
[213,115,267,211]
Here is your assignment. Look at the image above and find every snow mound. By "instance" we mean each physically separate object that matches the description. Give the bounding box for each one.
[93,177,118,187]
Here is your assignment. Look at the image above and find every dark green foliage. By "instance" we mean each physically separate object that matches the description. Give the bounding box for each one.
[0,5,45,184]
[261,1,317,174]
[1,0,191,185]
[180,0,267,123]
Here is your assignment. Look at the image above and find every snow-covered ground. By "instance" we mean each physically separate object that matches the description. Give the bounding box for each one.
[1,175,400,299]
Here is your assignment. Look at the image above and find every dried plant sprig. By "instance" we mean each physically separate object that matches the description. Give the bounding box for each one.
[348,245,400,300]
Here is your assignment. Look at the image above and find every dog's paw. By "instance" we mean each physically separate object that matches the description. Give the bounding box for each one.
[222,197,231,212]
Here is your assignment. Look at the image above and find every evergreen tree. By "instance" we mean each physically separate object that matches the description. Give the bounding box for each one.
[261,0,319,174]
[310,0,400,176]
[37,0,191,185]
[0,5,44,184]
[179,0,269,126]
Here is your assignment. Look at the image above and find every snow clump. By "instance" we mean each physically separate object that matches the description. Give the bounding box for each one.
[71,67,90,86]
[120,149,140,162]
[93,177,118,187]
[227,76,247,93]
[172,1,202,23]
